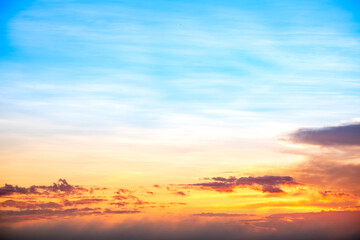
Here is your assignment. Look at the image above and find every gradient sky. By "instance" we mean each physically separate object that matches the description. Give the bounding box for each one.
[1,0,360,239]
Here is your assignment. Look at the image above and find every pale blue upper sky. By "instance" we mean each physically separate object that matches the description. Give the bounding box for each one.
[0,0,360,168]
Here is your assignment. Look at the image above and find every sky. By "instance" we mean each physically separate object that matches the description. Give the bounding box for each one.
[0,0,360,239]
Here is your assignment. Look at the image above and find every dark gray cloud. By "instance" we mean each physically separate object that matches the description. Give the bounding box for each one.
[35,179,88,194]
[190,176,299,193]
[288,122,360,146]
[0,184,38,196]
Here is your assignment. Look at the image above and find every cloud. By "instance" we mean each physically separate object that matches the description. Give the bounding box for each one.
[0,208,142,223]
[112,188,154,207]
[168,202,187,206]
[192,212,255,217]
[113,188,139,201]
[63,199,106,206]
[110,202,129,207]
[0,184,38,196]
[0,210,359,240]
[103,209,141,214]
[288,122,360,147]
[0,208,96,216]
[0,208,100,222]
[35,179,88,194]
[291,159,360,194]
[175,191,187,196]
[319,191,351,198]
[0,179,87,196]
[283,121,360,194]
[89,187,107,194]
[190,175,299,193]
[0,200,62,209]
[0,181,152,221]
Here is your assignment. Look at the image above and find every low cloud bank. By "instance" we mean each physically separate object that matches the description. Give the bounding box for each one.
[1,210,359,240]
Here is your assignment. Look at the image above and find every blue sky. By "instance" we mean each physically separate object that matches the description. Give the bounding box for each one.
[0,0,360,183]
[2,2,360,239]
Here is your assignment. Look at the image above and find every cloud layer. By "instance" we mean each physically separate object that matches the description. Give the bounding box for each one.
[1,210,359,240]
